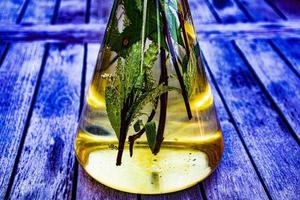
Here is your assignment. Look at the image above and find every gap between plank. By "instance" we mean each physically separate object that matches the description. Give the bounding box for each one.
[199,2,271,198]
[264,0,287,20]
[199,183,208,200]
[202,56,273,200]
[232,0,300,79]
[71,43,88,200]
[232,41,300,145]
[268,41,300,79]
[203,0,222,23]
[72,0,91,198]
[0,0,31,69]
[4,44,50,199]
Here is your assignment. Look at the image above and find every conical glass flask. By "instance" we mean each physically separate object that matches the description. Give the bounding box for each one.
[75,0,223,194]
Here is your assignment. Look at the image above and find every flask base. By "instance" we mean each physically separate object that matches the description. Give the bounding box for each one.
[75,130,223,194]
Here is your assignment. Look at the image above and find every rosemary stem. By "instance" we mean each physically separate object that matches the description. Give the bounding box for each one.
[177,11,190,62]
[159,2,192,119]
[116,105,129,165]
[153,48,168,154]
[128,107,157,156]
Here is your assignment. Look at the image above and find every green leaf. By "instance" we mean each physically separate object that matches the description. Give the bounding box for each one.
[145,121,157,152]
[105,85,121,139]
[127,85,179,123]
[183,50,197,97]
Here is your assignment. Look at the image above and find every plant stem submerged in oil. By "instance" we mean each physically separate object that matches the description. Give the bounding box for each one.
[75,83,223,194]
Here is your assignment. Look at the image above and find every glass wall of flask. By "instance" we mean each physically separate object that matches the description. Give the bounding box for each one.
[75,0,223,194]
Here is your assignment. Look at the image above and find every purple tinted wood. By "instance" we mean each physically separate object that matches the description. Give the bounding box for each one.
[272,38,300,75]
[201,40,300,199]
[0,0,27,66]
[235,39,300,139]
[269,0,300,20]
[142,185,203,200]
[236,0,282,22]
[188,0,217,24]
[0,43,45,199]
[205,0,247,23]
[0,0,27,23]
[237,0,300,77]
[227,0,300,138]
[56,0,86,24]
[7,0,85,199]
[2,20,300,43]
[0,0,57,198]
[77,166,136,200]
[8,43,83,199]
[90,0,113,24]
[21,0,57,24]
[201,72,268,199]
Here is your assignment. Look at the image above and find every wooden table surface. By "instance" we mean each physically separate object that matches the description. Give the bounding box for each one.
[0,0,299,199]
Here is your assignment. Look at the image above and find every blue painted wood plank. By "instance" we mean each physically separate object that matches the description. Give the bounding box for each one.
[6,0,85,199]
[235,39,300,140]
[56,0,87,24]
[90,0,113,24]
[0,0,27,23]
[225,0,300,139]
[142,185,204,200]
[188,0,217,24]
[235,0,281,22]
[0,43,46,199]
[0,0,27,68]
[21,0,58,24]
[0,0,57,198]
[201,40,300,200]
[268,0,300,20]
[7,43,83,199]
[272,38,300,76]
[201,71,268,199]
[205,0,248,23]
[231,0,300,77]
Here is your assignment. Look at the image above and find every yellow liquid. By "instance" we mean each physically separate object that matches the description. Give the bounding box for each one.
[75,82,224,194]
[75,130,222,194]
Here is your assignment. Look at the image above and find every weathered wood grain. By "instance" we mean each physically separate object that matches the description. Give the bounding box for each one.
[204,2,300,198]
[56,0,86,24]
[0,43,46,199]
[201,71,268,199]
[8,43,83,199]
[0,0,27,23]
[205,0,247,23]
[2,20,300,43]
[235,39,300,140]
[142,185,203,200]
[6,0,86,199]
[0,0,27,66]
[201,40,300,200]
[268,0,300,20]
[235,0,281,22]
[231,0,300,77]
[90,0,113,24]
[77,166,136,200]
[225,0,300,139]
[21,0,58,24]
[0,0,58,199]
[189,0,217,24]
[272,38,300,76]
